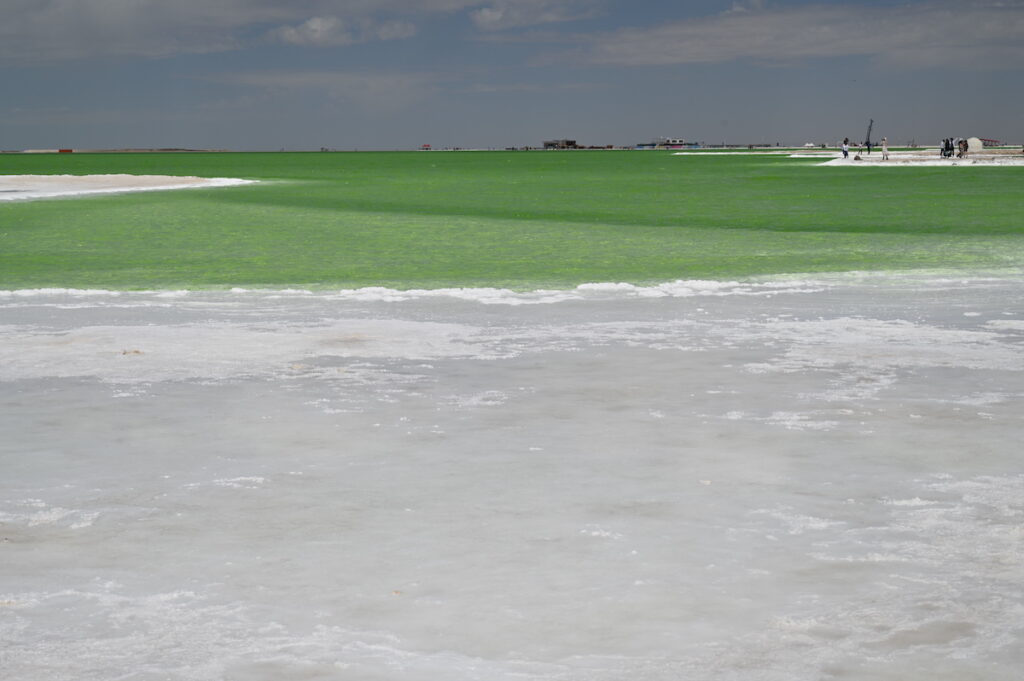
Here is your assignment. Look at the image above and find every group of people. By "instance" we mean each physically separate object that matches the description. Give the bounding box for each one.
[841,136,890,160]
[940,137,969,159]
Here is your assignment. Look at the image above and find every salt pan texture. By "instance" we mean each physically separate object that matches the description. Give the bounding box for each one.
[2,274,1022,680]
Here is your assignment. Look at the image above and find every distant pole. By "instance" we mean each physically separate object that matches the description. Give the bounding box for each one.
[865,119,874,155]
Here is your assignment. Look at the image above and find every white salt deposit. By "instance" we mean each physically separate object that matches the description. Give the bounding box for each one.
[2,273,1022,680]
[0,174,254,201]
[670,149,1024,166]
[671,151,795,155]
[818,150,1024,167]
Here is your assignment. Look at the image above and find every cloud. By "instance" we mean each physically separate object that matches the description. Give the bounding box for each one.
[372,20,419,41]
[726,0,767,13]
[273,17,354,46]
[221,70,442,111]
[5,0,1021,74]
[0,0,463,62]
[470,0,598,31]
[269,16,417,46]
[0,0,256,60]
[460,80,597,93]
[570,1,1024,70]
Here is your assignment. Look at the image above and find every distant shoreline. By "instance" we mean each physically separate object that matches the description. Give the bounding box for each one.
[8,145,1021,155]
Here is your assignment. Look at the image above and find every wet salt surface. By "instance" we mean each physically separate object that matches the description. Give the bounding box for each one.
[0,174,254,201]
[1,274,1023,680]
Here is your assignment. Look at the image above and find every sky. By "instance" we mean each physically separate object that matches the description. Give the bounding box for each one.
[2,0,1022,150]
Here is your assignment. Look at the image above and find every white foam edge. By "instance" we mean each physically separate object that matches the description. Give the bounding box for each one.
[3,270,1023,306]
[0,278,831,306]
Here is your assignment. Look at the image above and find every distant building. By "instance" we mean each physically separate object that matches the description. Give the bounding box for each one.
[979,138,1001,147]
[636,137,699,150]
[543,139,577,149]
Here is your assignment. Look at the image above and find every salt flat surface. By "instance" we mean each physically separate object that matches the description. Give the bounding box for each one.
[670,150,1024,166]
[2,274,1023,680]
[0,174,254,201]
[820,151,1024,167]
[672,151,795,155]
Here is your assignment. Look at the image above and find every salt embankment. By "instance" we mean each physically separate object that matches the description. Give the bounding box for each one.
[819,149,1024,167]
[671,149,1024,166]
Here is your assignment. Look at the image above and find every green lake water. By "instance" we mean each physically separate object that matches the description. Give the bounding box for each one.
[2,151,1022,289]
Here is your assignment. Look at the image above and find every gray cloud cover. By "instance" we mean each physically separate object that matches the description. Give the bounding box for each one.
[569,1,1024,69]
[270,16,417,47]
[1,0,457,60]
[221,70,442,111]
[3,1,1022,149]
[0,0,589,61]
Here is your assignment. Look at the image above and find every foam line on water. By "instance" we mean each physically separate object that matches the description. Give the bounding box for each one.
[3,270,1020,304]
[0,279,828,306]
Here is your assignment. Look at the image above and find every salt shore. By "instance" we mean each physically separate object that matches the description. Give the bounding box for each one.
[0,174,254,201]
[819,150,1024,167]
[671,149,1024,166]
[2,274,1022,681]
